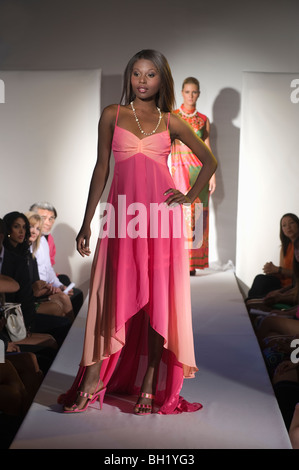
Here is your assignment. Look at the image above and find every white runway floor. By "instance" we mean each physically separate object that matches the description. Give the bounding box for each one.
[11,268,292,449]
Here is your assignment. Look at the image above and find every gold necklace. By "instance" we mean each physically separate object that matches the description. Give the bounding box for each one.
[130,101,162,136]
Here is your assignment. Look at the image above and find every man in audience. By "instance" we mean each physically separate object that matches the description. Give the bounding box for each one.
[29,202,83,316]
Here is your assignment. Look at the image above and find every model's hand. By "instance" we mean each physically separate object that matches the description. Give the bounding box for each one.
[209,173,216,194]
[164,188,192,206]
[76,226,92,257]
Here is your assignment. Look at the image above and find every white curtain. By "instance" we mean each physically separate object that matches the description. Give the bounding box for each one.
[0,70,101,292]
[236,72,299,292]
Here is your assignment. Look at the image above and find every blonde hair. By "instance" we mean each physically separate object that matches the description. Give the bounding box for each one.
[25,211,43,258]
[182,77,200,91]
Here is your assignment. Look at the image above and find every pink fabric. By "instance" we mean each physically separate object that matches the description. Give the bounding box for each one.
[59,109,202,414]
[47,233,56,266]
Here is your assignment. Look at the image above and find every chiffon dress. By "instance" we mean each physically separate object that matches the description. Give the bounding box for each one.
[60,106,202,414]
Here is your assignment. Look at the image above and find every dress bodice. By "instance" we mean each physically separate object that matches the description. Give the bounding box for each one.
[112,125,171,165]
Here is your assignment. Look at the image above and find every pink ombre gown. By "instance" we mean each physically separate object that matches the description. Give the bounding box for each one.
[60,106,202,414]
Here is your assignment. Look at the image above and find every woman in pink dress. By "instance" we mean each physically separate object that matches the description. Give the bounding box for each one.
[60,50,217,415]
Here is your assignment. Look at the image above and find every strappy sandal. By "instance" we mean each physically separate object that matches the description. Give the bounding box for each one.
[64,382,106,414]
[134,392,155,415]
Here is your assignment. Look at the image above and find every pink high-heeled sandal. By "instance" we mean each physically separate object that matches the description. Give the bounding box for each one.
[64,381,106,414]
[134,392,155,415]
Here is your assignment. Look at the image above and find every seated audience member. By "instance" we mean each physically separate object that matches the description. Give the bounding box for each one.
[0,273,43,449]
[25,211,74,320]
[0,274,43,416]
[246,213,299,302]
[29,202,57,266]
[248,236,299,439]
[1,215,71,358]
[30,202,83,316]
[272,359,299,437]
[253,237,299,350]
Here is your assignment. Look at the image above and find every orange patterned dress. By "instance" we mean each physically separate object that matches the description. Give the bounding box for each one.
[171,105,210,270]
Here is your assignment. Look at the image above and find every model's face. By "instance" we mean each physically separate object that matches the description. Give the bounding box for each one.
[29,221,41,243]
[181,83,200,108]
[281,216,299,241]
[9,217,26,247]
[131,59,161,101]
[37,209,55,234]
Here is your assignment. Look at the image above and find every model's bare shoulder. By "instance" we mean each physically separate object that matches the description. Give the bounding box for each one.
[168,112,187,140]
[101,104,119,120]
[98,104,120,133]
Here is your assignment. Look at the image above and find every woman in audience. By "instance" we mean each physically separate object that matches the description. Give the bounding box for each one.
[3,211,73,319]
[2,212,71,352]
[246,213,299,306]
[250,236,299,438]
[253,236,299,342]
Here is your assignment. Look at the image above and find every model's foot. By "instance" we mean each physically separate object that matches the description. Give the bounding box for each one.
[134,392,155,415]
[134,368,156,415]
[63,364,103,412]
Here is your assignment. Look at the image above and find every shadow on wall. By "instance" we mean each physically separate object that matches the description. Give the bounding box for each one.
[52,222,76,277]
[210,88,240,265]
[52,222,94,297]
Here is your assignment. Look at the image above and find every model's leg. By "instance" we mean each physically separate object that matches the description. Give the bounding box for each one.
[134,323,164,414]
[63,361,103,412]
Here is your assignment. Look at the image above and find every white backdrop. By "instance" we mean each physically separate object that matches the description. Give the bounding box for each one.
[0,70,101,294]
[236,72,299,293]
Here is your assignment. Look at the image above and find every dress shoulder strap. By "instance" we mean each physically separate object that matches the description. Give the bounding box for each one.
[166,112,170,130]
[115,104,120,126]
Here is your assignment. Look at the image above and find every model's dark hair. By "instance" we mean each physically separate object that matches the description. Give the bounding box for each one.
[0,218,6,236]
[3,211,31,257]
[120,49,175,112]
[280,213,299,256]
[293,236,299,303]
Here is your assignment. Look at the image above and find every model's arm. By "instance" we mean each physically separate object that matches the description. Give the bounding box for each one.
[204,118,216,194]
[166,114,217,205]
[76,105,115,256]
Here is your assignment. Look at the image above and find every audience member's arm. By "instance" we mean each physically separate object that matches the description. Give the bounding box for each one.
[289,403,299,449]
